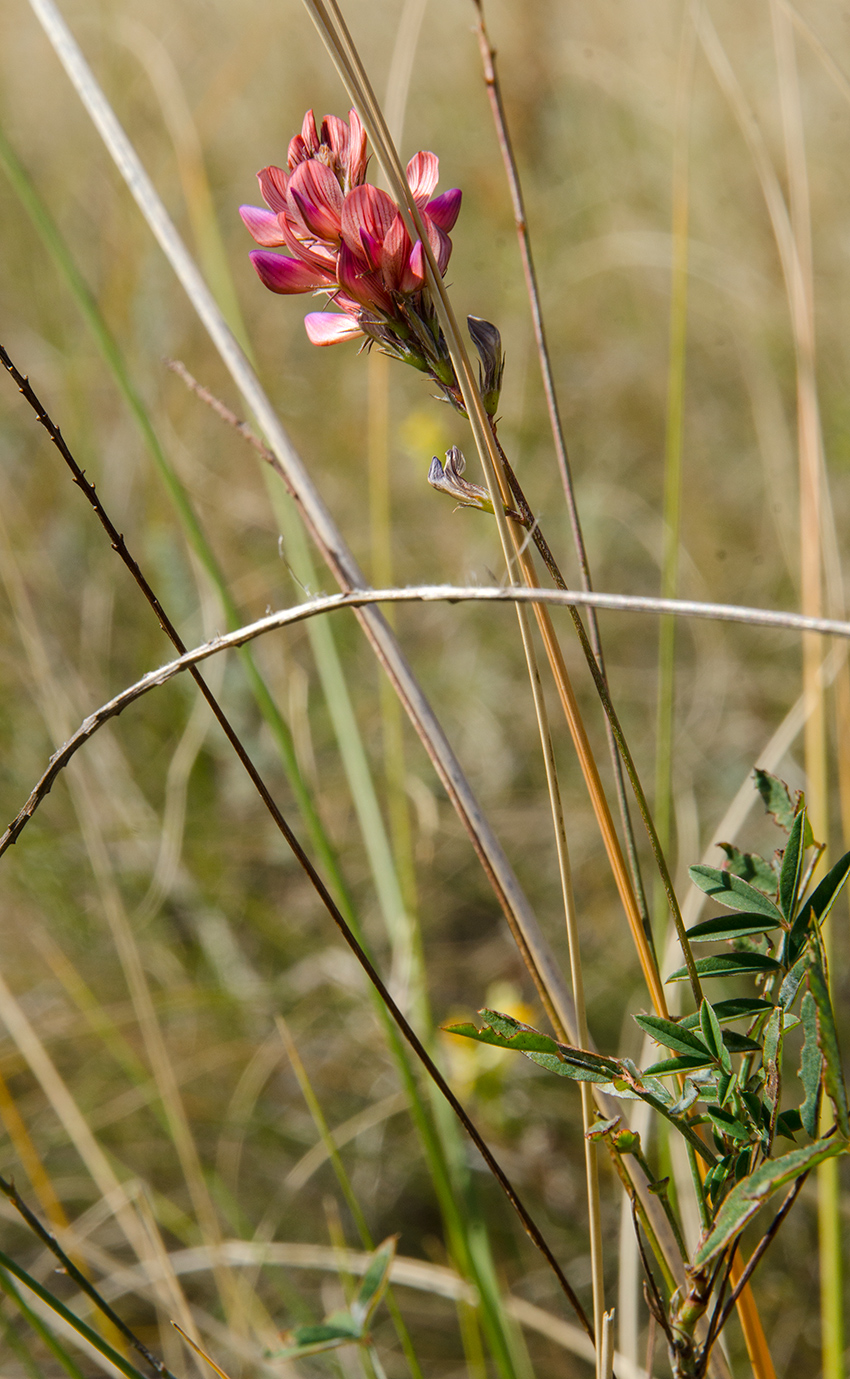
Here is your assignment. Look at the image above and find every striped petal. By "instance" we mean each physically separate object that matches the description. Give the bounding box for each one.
[406,151,439,203]
[258,165,289,213]
[288,161,344,240]
[346,108,368,186]
[341,184,396,260]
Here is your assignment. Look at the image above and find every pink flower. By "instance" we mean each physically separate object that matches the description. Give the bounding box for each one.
[240,110,463,395]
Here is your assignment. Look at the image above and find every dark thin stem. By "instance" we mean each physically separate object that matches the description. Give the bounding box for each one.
[492,430,704,1006]
[0,1176,174,1379]
[0,342,591,1341]
[632,1202,674,1345]
[705,1175,808,1360]
[699,1243,739,1371]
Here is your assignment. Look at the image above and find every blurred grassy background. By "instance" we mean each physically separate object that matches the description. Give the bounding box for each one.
[0,0,849,1374]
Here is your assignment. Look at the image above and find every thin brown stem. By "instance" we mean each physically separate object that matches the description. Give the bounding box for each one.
[0,342,590,1337]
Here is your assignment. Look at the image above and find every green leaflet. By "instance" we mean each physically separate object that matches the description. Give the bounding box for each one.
[688,865,784,920]
[778,809,806,921]
[685,912,781,943]
[275,1316,364,1359]
[680,998,772,1027]
[644,1055,715,1077]
[668,952,782,982]
[633,1013,711,1059]
[763,1007,784,1123]
[799,992,822,1139]
[274,1237,398,1358]
[807,956,850,1139]
[704,1104,750,1143]
[700,999,731,1072]
[693,1135,847,1266]
[753,769,801,832]
[779,953,809,1010]
[351,1236,398,1328]
[717,842,780,898]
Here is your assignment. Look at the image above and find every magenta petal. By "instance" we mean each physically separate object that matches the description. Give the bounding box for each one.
[304,312,364,346]
[401,239,426,293]
[406,151,439,202]
[239,205,287,247]
[382,214,412,290]
[258,165,289,213]
[338,240,393,313]
[425,187,461,233]
[359,228,383,271]
[249,250,332,294]
[279,218,339,275]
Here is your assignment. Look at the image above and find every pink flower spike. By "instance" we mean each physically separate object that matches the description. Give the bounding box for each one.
[425,187,462,233]
[258,165,289,213]
[304,312,364,346]
[239,205,287,247]
[249,251,333,294]
[406,151,439,203]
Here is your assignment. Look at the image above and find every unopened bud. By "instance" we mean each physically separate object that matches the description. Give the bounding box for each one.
[467,316,505,416]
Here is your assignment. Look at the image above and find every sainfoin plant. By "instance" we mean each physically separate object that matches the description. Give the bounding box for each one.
[0,2,848,1379]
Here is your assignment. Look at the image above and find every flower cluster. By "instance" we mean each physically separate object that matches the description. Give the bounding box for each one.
[240,109,464,395]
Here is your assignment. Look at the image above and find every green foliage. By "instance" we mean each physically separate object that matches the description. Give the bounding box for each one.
[273,1237,398,1359]
[449,774,850,1376]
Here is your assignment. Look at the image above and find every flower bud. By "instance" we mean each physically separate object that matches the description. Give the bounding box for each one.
[467,316,505,415]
